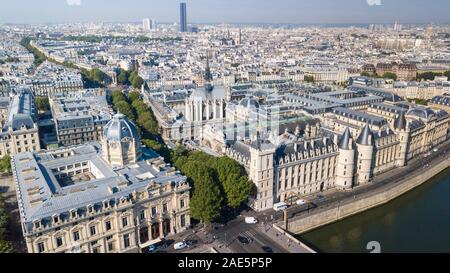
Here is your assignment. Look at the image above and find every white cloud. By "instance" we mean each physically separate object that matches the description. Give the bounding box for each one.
[66,0,81,6]
[366,0,382,6]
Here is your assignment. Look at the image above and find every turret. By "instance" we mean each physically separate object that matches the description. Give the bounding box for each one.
[335,128,355,190]
[356,123,374,185]
[249,142,276,212]
[393,111,410,167]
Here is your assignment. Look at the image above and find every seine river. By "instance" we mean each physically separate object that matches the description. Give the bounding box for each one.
[299,168,450,253]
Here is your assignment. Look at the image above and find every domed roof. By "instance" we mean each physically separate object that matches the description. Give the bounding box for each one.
[104,113,140,142]
[406,108,435,121]
[239,97,260,109]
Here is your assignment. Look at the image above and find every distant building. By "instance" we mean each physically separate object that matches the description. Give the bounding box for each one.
[180,3,187,32]
[142,18,151,31]
[142,18,156,31]
[376,63,418,81]
[0,88,41,157]
[49,89,112,147]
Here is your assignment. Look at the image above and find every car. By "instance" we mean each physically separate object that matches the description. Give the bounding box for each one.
[173,242,188,250]
[273,202,288,211]
[296,199,307,206]
[262,246,273,253]
[245,217,258,224]
[148,244,157,252]
[185,239,198,246]
[237,236,251,245]
[316,194,324,199]
[433,148,439,152]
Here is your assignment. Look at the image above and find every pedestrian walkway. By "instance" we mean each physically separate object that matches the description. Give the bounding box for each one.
[258,223,315,253]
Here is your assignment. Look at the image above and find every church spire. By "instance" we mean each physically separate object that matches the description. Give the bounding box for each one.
[204,53,214,92]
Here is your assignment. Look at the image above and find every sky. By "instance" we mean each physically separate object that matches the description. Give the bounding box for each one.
[0,0,449,25]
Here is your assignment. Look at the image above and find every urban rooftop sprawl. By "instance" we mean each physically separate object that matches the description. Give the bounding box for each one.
[0,6,450,253]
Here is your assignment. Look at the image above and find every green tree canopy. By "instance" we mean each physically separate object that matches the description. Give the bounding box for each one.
[128,91,141,102]
[213,156,253,208]
[183,161,222,223]
[115,101,134,120]
[0,156,11,174]
[35,96,50,112]
[382,72,397,81]
[117,70,129,85]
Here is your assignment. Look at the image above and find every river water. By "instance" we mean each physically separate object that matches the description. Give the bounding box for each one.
[299,168,450,253]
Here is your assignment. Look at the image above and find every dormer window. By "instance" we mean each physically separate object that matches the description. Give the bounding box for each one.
[88,204,94,214]
[103,200,109,209]
[70,209,77,219]
[53,215,59,224]
[34,220,41,229]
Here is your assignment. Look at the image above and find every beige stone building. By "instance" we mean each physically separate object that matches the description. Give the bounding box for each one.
[0,88,41,157]
[226,104,449,212]
[12,114,190,253]
[50,89,112,147]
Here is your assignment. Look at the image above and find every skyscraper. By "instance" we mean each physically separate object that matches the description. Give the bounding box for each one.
[180,2,187,32]
[143,18,151,31]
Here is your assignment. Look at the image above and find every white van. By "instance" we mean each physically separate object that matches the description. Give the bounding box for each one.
[245,217,258,224]
[273,202,288,212]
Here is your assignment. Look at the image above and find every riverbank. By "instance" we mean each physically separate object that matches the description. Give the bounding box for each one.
[301,168,450,253]
[276,140,450,236]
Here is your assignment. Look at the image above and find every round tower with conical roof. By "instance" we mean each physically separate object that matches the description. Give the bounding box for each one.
[336,128,355,190]
[356,123,375,185]
[393,111,410,167]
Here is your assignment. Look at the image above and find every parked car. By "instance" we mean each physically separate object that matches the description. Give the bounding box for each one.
[245,217,258,224]
[433,148,439,152]
[273,202,288,211]
[262,246,273,253]
[173,242,188,250]
[185,239,198,247]
[296,199,306,206]
[237,236,251,245]
[148,244,157,253]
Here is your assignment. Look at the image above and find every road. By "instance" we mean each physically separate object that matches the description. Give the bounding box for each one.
[210,217,288,253]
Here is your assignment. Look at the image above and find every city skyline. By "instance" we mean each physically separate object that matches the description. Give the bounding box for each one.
[0,0,449,25]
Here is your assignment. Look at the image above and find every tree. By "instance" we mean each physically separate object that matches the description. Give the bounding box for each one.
[0,240,12,253]
[112,90,127,105]
[0,156,11,174]
[443,71,450,80]
[117,70,129,85]
[184,162,222,223]
[417,72,442,81]
[128,91,141,102]
[131,75,144,89]
[213,157,253,208]
[382,72,397,81]
[0,196,11,253]
[35,96,50,112]
[115,101,134,121]
[304,75,315,83]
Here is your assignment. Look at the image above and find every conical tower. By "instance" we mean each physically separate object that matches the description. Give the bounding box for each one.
[336,128,355,190]
[356,123,374,185]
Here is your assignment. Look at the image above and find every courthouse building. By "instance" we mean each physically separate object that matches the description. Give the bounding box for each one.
[12,114,190,253]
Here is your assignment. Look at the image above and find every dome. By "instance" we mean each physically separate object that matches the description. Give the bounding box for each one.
[239,97,260,109]
[406,108,435,121]
[104,113,140,143]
